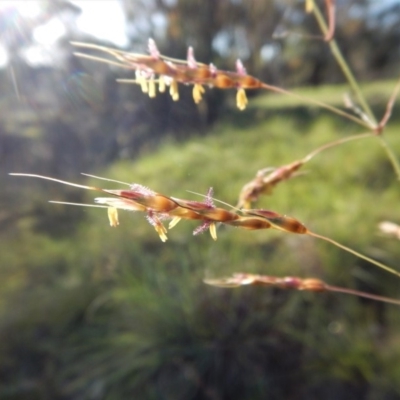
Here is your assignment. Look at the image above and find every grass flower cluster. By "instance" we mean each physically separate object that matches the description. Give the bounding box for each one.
[72,39,262,111]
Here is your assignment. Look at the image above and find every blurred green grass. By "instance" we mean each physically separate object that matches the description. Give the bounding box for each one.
[1,81,400,399]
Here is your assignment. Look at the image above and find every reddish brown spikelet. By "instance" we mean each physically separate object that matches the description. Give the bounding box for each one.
[226,216,272,230]
[168,206,205,220]
[237,74,263,89]
[263,160,304,186]
[300,278,327,292]
[173,187,238,223]
[194,207,239,222]
[243,209,308,234]
[195,65,213,80]
[204,274,400,306]
[113,189,178,212]
[238,160,304,208]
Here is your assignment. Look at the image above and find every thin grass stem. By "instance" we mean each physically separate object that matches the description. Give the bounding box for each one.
[81,173,131,186]
[308,231,400,278]
[49,201,109,208]
[311,1,400,180]
[302,132,374,162]
[260,83,371,128]
[9,173,99,191]
[73,52,132,69]
[376,136,400,181]
[310,1,377,126]
[327,285,400,306]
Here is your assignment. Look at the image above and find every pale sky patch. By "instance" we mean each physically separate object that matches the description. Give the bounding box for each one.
[0,1,41,19]
[33,18,66,46]
[70,0,128,47]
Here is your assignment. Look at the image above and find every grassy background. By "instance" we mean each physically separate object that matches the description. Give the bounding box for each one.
[1,81,400,399]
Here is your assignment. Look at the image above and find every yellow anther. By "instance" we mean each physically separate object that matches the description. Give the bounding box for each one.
[107,207,119,227]
[236,88,248,110]
[155,224,168,242]
[168,216,182,229]
[192,83,205,104]
[158,77,166,93]
[305,0,314,13]
[148,78,156,98]
[139,77,148,93]
[209,223,217,241]
[169,80,179,101]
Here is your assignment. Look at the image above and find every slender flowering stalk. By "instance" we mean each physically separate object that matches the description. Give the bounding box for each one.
[237,132,374,208]
[71,40,371,127]
[242,208,400,278]
[204,273,400,306]
[71,37,400,138]
[237,161,304,208]
[10,173,400,280]
[71,40,262,111]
